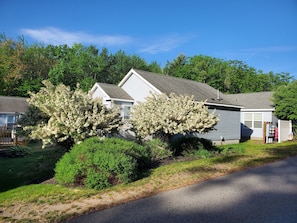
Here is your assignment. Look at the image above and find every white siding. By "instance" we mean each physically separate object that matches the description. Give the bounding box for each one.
[121,73,159,103]
[91,84,112,108]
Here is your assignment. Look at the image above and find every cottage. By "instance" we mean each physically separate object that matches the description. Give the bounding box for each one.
[117,68,242,144]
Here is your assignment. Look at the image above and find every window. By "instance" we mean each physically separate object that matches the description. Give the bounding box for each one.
[244,113,253,128]
[253,113,262,128]
[244,112,262,129]
[7,115,15,130]
[123,106,131,119]
[0,115,5,126]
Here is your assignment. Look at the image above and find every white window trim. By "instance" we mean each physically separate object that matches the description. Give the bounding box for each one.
[244,112,263,129]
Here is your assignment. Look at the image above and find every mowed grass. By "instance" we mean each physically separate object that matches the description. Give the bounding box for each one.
[0,142,66,192]
[0,140,297,222]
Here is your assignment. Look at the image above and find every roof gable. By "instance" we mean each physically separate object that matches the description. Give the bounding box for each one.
[0,96,29,113]
[130,69,238,107]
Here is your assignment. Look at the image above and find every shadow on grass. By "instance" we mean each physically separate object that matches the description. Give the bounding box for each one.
[264,144,297,157]
[0,147,66,192]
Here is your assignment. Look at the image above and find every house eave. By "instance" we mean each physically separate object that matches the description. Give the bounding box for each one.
[205,102,243,109]
[111,98,134,103]
[241,108,275,112]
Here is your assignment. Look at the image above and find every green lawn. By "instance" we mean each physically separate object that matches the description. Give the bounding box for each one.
[0,140,297,222]
[0,142,66,192]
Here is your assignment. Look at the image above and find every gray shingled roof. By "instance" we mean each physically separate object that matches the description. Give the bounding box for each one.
[97,83,133,101]
[225,92,274,109]
[0,96,29,113]
[133,69,238,106]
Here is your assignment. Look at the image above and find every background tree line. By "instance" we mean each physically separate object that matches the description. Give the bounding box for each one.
[163,54,293,94]
[0,33,294,97]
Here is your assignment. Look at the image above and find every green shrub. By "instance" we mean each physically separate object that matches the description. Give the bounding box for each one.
[170,136,215,156]
[2,145,32,157]
[54,137,151,189]
[144,138,172,161]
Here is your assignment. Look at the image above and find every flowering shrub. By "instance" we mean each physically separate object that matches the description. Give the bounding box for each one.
[130,93,219,141]
[25,81,121,148]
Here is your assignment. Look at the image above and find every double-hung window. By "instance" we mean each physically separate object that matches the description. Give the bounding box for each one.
[244,112,262,128]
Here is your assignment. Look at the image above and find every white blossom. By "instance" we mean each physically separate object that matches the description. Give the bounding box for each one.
[26,80,121,147]
[130,93,219,139]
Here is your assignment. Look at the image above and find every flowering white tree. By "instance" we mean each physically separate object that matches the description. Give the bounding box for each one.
[130,93,219,141]
[25,80,121,148]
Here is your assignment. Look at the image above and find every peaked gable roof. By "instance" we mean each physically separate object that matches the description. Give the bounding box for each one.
[123,69,240,107]
[0,96,29,113]
[95,83,134,101]
[225,91,275,110]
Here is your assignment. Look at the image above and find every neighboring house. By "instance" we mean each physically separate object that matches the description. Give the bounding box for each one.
[225,92,278,140]
[90,82,134,119]
[0,96,29,129]
[0,96,29,145]
[117,68,243,144]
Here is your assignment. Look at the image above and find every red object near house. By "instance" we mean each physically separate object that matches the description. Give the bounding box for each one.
[274,127,278,141]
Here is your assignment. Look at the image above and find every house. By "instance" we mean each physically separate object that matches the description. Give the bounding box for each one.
[225,92,278,140]
[90,82,134,119]
[0,96,29,145]
[116,68,243,144]
[92,68,292,144]
[0,96,28,129]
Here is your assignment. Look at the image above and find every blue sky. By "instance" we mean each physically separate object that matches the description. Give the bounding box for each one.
[1,0,297,79]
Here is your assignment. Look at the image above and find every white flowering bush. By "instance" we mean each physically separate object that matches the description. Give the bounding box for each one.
[25,80,121,148]
[130,93,219,141]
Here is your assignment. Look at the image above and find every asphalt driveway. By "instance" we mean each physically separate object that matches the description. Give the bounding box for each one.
[66,156,297,223]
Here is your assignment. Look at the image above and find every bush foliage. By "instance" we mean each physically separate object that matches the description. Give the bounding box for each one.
[54,137,151,190]
[144,138,172,161]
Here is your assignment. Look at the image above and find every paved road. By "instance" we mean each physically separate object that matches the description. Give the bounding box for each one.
[66,156,297,223]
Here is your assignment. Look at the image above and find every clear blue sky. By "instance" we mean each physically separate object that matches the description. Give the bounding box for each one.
[1,0,297,79]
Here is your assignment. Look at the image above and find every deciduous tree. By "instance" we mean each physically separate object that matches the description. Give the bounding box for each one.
[24,81,121,148]
[272,81,297,122]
